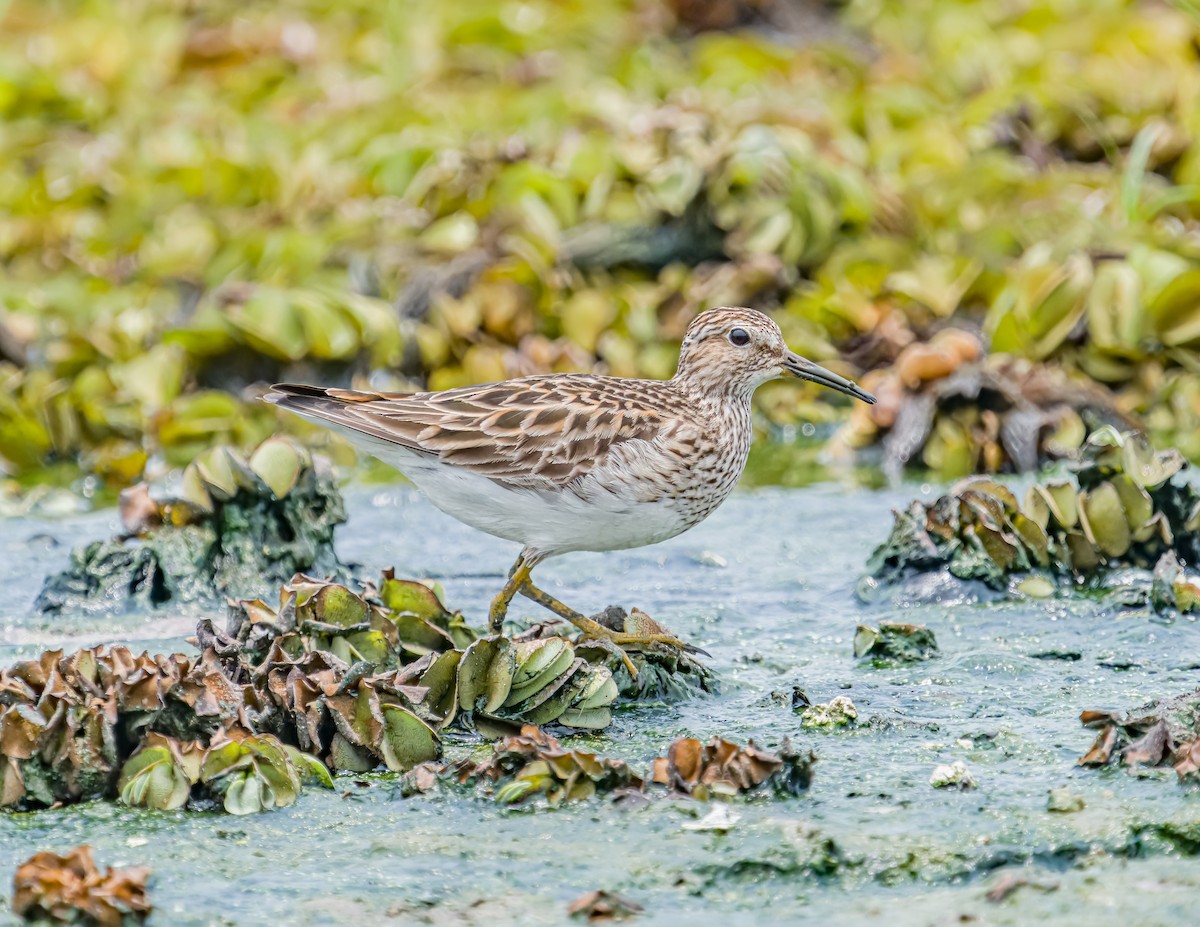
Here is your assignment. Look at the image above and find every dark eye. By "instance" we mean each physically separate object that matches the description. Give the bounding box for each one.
[728,328,750,346]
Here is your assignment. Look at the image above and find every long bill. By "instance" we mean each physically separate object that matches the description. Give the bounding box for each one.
[783,351,876,404]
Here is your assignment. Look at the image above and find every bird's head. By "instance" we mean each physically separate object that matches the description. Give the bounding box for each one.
[673,307,876,404]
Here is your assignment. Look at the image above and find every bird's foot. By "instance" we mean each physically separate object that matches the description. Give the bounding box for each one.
[513,578,707,678]
[574,608,709,676]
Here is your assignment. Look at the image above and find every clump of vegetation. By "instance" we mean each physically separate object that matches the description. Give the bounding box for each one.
[413,728,813,805]
[853,622,938,664]
[1150,551,1200,615]
[830,329,1136,479]
[441,725,644,806]
[222,572,634,735]
[567,889,643,922]
[799,696,858,730]
[2,567,723,813]
[573,607,719,701]
[35,437,345,613]
[12,846,151,926]
[1078,690,1200,783]
[5,1,1200,494]
[0,640,337,813]
[650,735,813,799]
[866,428,1200,593]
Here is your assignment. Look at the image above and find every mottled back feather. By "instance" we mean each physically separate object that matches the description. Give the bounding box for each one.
[264,375,676,491]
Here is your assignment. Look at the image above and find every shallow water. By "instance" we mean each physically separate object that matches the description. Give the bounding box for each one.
[2,481,1199,927]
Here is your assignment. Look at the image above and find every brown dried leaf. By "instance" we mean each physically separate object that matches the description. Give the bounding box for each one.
[12,846,151,927]
[1172,738,1200,780]
[568,889,643,921]
[653,736,806,798]
[1078,724,1118,767]
[1123,720,1172,768]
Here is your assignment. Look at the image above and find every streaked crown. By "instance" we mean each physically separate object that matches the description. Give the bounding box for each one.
[673,307,790,398]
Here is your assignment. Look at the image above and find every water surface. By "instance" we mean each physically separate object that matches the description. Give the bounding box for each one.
[1,481,1198,926]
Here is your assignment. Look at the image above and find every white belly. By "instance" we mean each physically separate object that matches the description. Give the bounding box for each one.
[334,428,695,558]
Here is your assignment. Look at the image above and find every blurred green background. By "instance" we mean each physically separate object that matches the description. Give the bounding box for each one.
[3,0,1200,503]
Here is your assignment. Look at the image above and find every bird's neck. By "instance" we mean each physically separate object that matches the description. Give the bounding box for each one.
[672,367,758,405]
[676,381,754,436]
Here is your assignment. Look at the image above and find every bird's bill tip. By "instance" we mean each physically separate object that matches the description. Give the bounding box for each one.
[783,352,876,404]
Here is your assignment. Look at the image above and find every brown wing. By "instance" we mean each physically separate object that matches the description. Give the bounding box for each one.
[264,376,674,488]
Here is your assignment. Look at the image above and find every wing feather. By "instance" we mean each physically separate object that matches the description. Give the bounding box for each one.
[264,376,673,490]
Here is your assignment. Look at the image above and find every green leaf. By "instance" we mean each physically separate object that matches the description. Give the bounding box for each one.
[379,579,449,621]
[379,705,440,772]
[118,746,191,811]
[1121,124,1160,223]
[285,747,335,789]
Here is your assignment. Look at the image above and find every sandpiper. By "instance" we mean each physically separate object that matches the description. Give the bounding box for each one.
[265,307,875,666]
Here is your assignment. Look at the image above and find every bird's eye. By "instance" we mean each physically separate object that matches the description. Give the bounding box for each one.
[728,328,750,346]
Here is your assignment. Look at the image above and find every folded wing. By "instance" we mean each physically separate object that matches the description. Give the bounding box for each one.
[264,378,670,491]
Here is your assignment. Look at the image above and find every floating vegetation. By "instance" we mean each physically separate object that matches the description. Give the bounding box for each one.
[1078,690,1200,782]
[221,573,625,736]
[650,736,814,799]
[34,437,345,614]
[228,570,475,672]
[567,889,643,922]
[866,429,1200,595]
[573,607,718,702]
[930,761,976,791]
[6,1,1200,494]
[1150,552,1200,616]
[445,725,643,806]
[853,622,938,665]
[411,730,812,806]
[0,566,721,812]
[0,640,336,813]
[799,697,858,730]
[12,846,151,927]
[832,332,1135,480]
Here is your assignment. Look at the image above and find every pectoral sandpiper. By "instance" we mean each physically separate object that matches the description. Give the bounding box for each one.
[265,307,875,668]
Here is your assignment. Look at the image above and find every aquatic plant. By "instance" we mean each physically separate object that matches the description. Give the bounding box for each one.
[0,637,338,813]
[1078,690,1200,783]
[567,889,643,922]
[221,572,628,736]
[5,1,1200,492]
[420,728,813,805]
[650,735,813,799]
[445,725,643,806]
[1,563,724,812]
[799,697,859,731]
[867,428,1200,593]
[853,622,938,664]
[831,332,1136,479]
[12,846,150,926]
[35,437,346,613]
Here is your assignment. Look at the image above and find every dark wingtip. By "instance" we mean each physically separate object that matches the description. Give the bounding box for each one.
[262,383,326,405]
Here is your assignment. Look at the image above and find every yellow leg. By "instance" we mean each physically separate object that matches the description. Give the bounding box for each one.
[488,553,533,633]
[516,577,699,677]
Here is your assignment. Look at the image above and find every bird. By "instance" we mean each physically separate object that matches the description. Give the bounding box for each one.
[264,306,875,669]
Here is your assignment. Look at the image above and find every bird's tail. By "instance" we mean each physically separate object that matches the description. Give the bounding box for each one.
[262,383,414,446]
